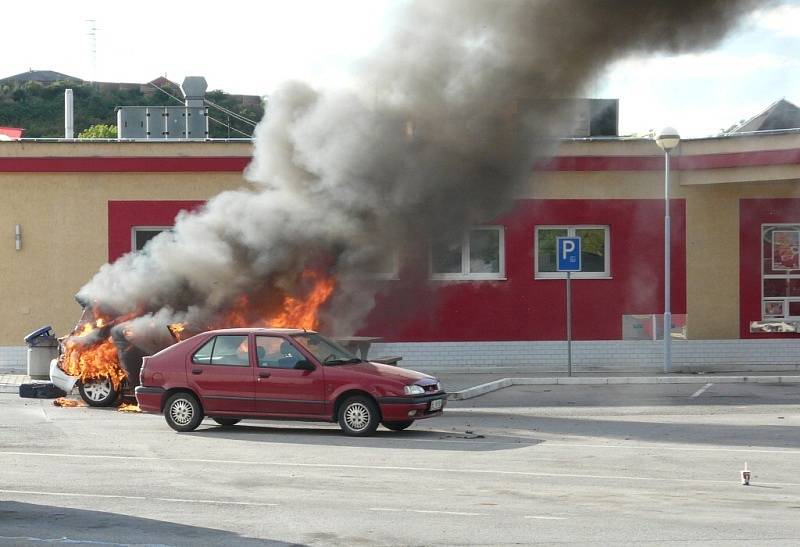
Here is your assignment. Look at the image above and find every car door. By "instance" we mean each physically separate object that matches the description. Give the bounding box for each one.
[186,334,255,414]
[253,335,326,417]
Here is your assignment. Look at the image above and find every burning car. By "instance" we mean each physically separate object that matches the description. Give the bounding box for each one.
[48,269,351,408]
[135,328,446,436]
[49,305,172,406]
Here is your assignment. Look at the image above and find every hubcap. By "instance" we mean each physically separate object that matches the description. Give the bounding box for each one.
[170,399,194,425]
[84,379,112,401]
[344,402,370,431]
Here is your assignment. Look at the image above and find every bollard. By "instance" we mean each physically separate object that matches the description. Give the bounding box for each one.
[740,462,751,486]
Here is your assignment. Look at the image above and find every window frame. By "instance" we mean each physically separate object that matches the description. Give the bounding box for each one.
[760,223,800,320]
[534,225,611,279]
[429,225,506,281]
[346,249,401,281]
[131,226,173,252]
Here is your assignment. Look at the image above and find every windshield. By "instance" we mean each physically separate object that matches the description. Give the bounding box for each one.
[291,333,360,365]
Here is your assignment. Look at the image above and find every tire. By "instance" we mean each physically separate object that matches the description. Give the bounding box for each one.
[338,395,380,437]
[78,377,120,407]
[212,417,241,427]
[382,420,413,431]
[164,392,204,432]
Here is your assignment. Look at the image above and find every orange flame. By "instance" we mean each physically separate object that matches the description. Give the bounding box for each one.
[266,270,335,330]
[60,336,127,390]
[53,398,85,407]
[58,269,335,388]
[215,269,335,332]
[118,403,141,413]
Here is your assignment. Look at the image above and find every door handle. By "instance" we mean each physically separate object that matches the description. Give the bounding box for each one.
[258,371,271,378]
[191,368,203,375]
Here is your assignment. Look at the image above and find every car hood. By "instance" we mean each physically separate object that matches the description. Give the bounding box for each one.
[337,361,437,385]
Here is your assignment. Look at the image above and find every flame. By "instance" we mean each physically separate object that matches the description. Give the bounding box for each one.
[215,269,336,332]
[118,403,141,413]
[267,269,335,329]
[59,311,128,391]
[53,398,85,407]
[57,269,335,390]
[167,322,188,342]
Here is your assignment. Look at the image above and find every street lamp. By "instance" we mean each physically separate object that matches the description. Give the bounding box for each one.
[655,127,680,374]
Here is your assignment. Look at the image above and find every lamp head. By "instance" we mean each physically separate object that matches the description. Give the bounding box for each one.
[656,126,680,152]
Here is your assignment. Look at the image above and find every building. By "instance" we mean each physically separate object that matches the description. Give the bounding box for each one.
[1,106,800,372]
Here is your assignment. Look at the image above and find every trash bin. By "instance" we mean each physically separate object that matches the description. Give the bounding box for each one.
[24,326,58,380]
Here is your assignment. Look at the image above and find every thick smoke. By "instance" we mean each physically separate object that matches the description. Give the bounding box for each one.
[78,0,766,339]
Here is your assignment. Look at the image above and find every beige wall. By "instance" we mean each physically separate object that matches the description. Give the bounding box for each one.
[1,135,799,344]
[0,142,251,345]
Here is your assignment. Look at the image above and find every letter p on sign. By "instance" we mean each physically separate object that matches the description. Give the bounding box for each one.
[557,237,581,272]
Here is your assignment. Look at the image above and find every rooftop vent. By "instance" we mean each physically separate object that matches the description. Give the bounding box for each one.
[116,76,209,140]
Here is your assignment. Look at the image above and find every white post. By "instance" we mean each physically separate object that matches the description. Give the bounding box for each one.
[664,149,671,374]
[566,271,572,377]
[64,89,74,139]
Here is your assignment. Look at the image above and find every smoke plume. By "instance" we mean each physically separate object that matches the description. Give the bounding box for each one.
[78,0,766,339]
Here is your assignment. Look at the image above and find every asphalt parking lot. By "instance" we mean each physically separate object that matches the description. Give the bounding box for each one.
[1,381,799,546]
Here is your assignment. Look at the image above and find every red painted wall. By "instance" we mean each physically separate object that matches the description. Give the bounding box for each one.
[361,199,686,341]
[107,198,685,342]
[740,199,800,339]
[108,200,204,261]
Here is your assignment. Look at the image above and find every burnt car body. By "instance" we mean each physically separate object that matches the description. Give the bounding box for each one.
[135,328,446,436]
[49,308,159,407]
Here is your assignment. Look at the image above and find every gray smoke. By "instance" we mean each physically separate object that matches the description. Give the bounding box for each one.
[77,0,767,339]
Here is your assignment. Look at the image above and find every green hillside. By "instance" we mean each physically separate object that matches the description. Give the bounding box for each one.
[0,80,264,138]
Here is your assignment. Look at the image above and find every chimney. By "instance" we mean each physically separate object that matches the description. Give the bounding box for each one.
[181,77,207,107]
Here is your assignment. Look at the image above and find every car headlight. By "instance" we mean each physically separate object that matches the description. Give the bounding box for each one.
[435,381,442,392]
[404,385,425,395]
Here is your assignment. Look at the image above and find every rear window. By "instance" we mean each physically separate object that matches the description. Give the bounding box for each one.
[192,335,250,367]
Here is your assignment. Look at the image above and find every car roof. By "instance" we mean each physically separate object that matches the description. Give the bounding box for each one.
[203,327,316,336]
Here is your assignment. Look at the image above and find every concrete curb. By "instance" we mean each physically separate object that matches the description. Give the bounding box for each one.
[448,375,800,400]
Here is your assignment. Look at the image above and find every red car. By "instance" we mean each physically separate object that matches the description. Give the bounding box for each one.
[135,328,446,436]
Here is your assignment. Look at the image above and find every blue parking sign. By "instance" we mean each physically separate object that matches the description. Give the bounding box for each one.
[557,237,581,272]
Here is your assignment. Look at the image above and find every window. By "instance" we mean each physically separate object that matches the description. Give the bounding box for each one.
[761,224,800,319]
[345,250,400,280]
[430,227,505,280]
[535,225,610,278]
[132,227,173,252]
[255,336,306,369]
[192,335,250,367]
[292,332,357,365]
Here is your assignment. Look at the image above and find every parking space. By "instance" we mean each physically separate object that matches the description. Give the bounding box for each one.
[1,382,798,545]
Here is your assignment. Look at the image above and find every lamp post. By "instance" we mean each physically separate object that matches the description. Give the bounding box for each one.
[655,127,680,374]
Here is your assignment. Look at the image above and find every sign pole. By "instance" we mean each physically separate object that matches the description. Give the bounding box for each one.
[566,270,572,377]
[557,236,581,378]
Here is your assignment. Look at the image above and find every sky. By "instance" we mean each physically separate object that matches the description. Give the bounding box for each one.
[2,0,799,138]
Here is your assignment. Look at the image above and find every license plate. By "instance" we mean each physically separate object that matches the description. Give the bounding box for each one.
[429,399,443,411]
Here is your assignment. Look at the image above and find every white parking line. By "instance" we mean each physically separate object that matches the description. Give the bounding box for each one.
[0,488,278,507]
[370,508,486,516]
[690,383,713,398]
[3,450,799,487]
[524,515,568,520]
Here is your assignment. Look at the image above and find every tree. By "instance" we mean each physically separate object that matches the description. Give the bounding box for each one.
[78,124,117,139]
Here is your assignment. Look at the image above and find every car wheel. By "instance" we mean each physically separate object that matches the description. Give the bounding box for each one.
[78,377,120,407]
[164,392,204,432]
[382,420,413,431]
[338,395,380,437]
[212,417,241,427]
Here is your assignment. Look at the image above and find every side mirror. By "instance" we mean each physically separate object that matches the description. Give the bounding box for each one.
[294,359,315,371]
